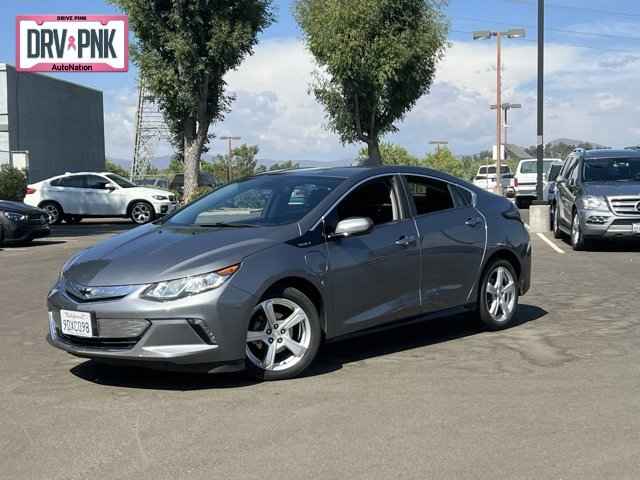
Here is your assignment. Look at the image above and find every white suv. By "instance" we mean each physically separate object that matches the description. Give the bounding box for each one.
[514,158,563,207]
[24,172,178,225]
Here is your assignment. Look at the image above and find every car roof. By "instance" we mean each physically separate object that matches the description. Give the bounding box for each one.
[581,149,640,159]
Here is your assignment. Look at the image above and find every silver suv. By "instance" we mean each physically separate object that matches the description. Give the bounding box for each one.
[553,148,640,250]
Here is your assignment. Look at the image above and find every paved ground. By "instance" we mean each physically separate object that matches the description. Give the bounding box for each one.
[1,216,640,479]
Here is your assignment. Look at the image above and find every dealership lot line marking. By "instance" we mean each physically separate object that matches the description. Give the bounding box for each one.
[536,232,566,254]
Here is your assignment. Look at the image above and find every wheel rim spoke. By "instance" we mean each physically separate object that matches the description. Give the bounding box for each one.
[279,307,305,330]
[261,300,277,326]
[486,266,516,322]
[263,342,277,369]
[246,330,267,343]
[283,336,306,357]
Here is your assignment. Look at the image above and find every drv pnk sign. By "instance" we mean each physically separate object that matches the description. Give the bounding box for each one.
[16,15,128,72]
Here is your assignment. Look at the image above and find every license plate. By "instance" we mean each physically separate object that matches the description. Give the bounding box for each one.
[634,224,640,234]
[60,310,93,337]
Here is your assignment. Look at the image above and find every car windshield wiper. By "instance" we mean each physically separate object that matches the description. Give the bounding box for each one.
[196,222,258,228]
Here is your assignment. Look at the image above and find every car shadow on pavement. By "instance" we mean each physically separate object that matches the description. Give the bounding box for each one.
[1,240,67,249]
[69,304,547,389]
[49,220,134,238]
[304,304,548,378]
[70,361,260,390]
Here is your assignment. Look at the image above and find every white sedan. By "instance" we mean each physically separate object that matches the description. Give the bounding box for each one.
[24,172,178,225]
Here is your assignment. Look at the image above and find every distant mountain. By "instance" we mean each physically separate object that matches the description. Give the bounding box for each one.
[548,138,608,148]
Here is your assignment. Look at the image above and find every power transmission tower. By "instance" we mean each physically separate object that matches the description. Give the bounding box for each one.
[130,80,169,180]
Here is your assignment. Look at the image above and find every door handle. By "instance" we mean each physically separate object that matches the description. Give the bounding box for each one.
[395,235,417,247]
[465,217,483,228]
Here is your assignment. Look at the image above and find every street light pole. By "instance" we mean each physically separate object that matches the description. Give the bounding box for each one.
[496,31,503,195]
[429,140,449,154]
[473,28,526,196]
[220,136,241,184]
[535,0,545,202]
[491,102,522,167]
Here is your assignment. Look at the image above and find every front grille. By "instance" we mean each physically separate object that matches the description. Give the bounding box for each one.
[58,332,138,350]
[53,314,150,350]
[608,197,640,216]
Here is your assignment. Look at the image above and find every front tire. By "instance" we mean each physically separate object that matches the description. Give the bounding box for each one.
[41,202,63,225]
[478,259,519,331]
[245,287,321,381]
[552,204,563,239]
[129,201,155,225]
[571,212,589,251]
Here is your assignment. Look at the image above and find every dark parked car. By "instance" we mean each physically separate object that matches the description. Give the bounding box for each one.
[553,148,640,250]
[47,166,531,380]
[0,201,50,245]
[169,172,217,195]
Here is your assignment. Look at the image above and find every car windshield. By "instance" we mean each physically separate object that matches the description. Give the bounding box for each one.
[165,175,343,227]
[520,160,560,174]
[106,174,137,188]
[583,158,640,182]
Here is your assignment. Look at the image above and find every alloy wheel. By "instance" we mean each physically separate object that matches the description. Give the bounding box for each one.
[44,204,60,224]
[131,203,152,224]
[246,298,312,372]
[571,213,581,247]
[485,266,517,323]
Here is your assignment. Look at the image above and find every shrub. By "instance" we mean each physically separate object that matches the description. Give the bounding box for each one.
[0,165,28,201]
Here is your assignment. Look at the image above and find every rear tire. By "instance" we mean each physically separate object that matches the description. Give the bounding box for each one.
[478,259,519,331]
[64,215,83,224]
[245,287,321,381]
[41,202,63,225]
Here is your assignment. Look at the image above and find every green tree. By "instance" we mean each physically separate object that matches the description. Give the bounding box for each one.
[358,142,420,166]
[111,0,274,200]
[295,0,448,166]
[105,159,129,177]
[269,160,300,171]
[202,144,261,182]
[0,165,27,201]
[423,148,465,178]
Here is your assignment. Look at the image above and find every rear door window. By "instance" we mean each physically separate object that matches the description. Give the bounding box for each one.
[57,175,86,188]
[405,176,455,216]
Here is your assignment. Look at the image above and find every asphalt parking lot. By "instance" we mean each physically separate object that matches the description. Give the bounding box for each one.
[1,215,640,479]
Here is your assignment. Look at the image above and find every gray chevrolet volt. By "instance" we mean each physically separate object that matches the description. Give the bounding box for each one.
[47,166,531,380]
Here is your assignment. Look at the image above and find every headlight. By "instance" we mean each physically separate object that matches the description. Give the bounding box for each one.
[152,195,168,201]
[580,196,608,210]
[142,264,239,301]
[3,211,27,222]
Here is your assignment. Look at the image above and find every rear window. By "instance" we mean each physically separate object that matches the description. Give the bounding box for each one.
[519,160,561,174]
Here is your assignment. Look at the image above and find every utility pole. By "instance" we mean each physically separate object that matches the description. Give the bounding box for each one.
[535,0,545,203]
[220,136,241,184]
[473,28,526,196]
[429,140,449,154]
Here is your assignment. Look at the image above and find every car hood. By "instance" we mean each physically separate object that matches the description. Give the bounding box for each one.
[0,200,44,215]
[583,182,640,197]
[64,223,282,286]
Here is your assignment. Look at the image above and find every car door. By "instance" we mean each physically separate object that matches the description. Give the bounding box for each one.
[403,175,486,313]
[325,175,421,336]
[557,158,578,227]
[50,175,85,214]
[83,175,120,215]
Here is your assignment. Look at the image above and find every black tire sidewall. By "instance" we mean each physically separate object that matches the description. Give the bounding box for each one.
[247,287,322,381]
[478,259,519,331]
[572,212,586,251]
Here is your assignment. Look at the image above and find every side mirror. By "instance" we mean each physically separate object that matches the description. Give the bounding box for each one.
[328,217,373,240]
[105,184,116,191]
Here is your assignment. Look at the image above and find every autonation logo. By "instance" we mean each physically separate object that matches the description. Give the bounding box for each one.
[16,15,128,72]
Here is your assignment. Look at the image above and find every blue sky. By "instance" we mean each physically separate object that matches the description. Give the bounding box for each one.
[2,0,640,163]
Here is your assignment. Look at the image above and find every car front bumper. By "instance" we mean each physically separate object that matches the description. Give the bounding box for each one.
[152,201,178,216]
[578,209,640,239]
[2,221,50,243]
[46,277,257,372]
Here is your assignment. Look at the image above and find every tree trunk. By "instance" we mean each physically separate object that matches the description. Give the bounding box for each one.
[182,117,199,202]
[363,137,382,166]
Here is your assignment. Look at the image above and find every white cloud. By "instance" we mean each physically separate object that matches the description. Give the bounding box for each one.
[105,28,640,162]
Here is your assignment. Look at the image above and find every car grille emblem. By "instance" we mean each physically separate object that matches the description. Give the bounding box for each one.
[79,287,94,298]
[636,201,640,213]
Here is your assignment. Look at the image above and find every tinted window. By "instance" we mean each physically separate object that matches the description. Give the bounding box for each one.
[166,175,342,226]
[583,157,640,182]
[405,176,454,215]
[450,185,473,207]
[335,177,398,226]
[106,174,137,188]
[85,175,110,189]
[56,175,85,188]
